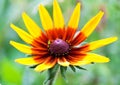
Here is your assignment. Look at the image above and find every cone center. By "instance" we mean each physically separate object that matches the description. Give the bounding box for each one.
[49,39,69,55]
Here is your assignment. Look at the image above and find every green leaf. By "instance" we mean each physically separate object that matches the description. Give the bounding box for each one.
[25,54,33,57]
[69,65,76,72]
[75,66,87,71]
[29,64,39,68]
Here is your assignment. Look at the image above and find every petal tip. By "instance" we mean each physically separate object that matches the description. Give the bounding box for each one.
[15,58,25,65]
[99,56,110,63]
[99,11,104,16]
[10,24,14,28]
[39,4,44,9]
[10,23,13,27]
[10,40,14,45]
[10,24,18,31]
[109,36,118,43]
[15,59,22,64]
[104,57,110,63]
[76,2,81,10]
[15,59,18,63]
[34,68,40,72]
[77,2,81,6]
[53,0,59,7]
[107,58,110,62]
[10,41,16,46]
[54,0,57,3]
[22,12,26,17]
[34,66,43,72]
[113,36,118,41]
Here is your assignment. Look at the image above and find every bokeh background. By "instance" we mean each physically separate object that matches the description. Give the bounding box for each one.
[0,0,120,85]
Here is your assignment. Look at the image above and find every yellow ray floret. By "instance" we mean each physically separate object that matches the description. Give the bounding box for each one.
[87,37,118,51]
[57,57,70,66]
[39,5,53,30]
[53,0,64,28]
[68,3,80,29]
[10,24,33,44]
[83,53,110,63]
[22,12,42,38]
[71,53,110,66]
[80,11,104,37]
[10,41,32,54]
[35,57,56,72]
[15,57,38,65]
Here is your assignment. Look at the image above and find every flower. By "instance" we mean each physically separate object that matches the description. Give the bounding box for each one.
[10,0,117,72]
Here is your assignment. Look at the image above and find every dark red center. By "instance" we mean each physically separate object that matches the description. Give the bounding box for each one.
[49,39,69,56]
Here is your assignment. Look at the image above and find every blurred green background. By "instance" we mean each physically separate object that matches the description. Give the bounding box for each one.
[0,0,120,85]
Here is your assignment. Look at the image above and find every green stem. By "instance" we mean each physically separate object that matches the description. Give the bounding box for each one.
[46,65,59,85]
[49,68,59,85]
[48,70,58,85]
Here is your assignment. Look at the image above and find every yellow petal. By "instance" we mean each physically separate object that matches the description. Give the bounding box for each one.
[15,57,38,65]
[58,57,69,66]
[83,53,110,63]
[68,3,80,29]
[10,24,33,44]
[70,61,90,66]
[80,11,104,37]
[53,0,64,28]
[22,12,42,38]
[35,57,56,72]
[10,41,32,54]
[71,53,110,66]
[39,5,53,30]
[85,37,118,51]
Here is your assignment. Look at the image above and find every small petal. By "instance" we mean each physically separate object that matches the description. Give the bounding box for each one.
[10,24,33,44]
[80,37,118,52]
[53,0,64,28]
[58,57,70,66]
[68,3,80,29]
[39,5,53,30]
[10,41,32,54]
[22,12,42,38]
[15,57,38,65]
[35,57,56,72]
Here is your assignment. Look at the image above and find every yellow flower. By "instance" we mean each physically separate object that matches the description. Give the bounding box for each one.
[10,0,117,72]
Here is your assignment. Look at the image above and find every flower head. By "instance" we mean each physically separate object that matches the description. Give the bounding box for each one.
[10,0,117,72]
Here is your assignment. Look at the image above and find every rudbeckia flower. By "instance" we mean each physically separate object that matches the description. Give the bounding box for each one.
[10,0,117,72]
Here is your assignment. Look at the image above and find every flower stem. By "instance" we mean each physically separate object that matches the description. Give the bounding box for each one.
[46,65,59,85]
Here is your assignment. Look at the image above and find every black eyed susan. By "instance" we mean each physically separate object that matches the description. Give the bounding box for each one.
[10,0,117,72]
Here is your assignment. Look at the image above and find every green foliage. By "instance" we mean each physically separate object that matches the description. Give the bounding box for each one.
[70,65,87,72]
[69,65,76,72]
[75,66,87,71]
[60,66,67,81]
[1,59,22,85]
